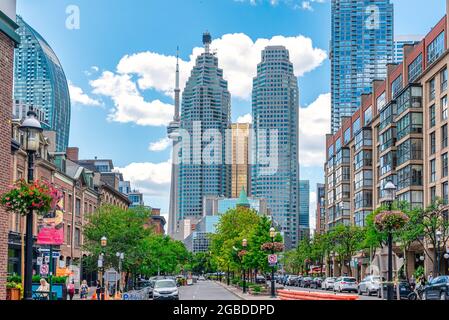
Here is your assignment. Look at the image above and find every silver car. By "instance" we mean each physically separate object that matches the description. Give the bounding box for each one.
[334,277,358,293]
[152,279,179,300]
[358,276,383,296]
[321,277,337,291]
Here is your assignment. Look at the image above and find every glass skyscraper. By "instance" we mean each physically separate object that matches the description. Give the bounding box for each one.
[299,180,310,240]
[251,46,300,249]
[331,0,394,133]
[14,16,71,152]
[177,33,231,225]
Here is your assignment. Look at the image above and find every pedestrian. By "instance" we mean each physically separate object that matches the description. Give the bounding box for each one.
[96,280,102,300]
[67,280,75,300]
[80,280,89,300]
[36,278,50,300]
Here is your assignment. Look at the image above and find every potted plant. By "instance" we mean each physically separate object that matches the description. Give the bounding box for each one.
[260,242,284,252]
[6,282,22,300]
[374,210,409,232]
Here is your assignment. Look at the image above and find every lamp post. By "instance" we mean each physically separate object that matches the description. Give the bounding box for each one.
[100,236,107,300]
[116,252,124,295]
[242,239,248,294]
[270,227,276,298]
[436,231,442,276]
[444,253,449,274]
[20,110,43,300]
[382,181,397,301]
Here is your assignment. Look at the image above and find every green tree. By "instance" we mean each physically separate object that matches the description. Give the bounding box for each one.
[329,225,365,276]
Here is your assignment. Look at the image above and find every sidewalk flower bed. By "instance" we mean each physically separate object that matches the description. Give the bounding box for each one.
[1,179,62,216]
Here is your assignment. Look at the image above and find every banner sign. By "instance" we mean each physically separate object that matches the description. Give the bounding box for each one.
[37,197,64,245]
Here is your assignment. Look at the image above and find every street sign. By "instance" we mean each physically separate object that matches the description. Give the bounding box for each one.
[123,293,129,300]
[44,256,50,264]
[40,264,49,276]
[43,252,61,258]
[104,269,119,282]
[268,254,278,266]
[37,257,43,266]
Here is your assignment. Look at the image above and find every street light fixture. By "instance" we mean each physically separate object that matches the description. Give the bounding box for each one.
[382,181,396,301]
[242,239,247,294]
[269,227,277,299]
[99,236,107,300]
[116,252,124,295]
[20,110,43,300]
[436,231,443,275]
[101,236,108,247]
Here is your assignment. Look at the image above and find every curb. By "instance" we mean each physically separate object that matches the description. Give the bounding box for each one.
[214,281,245,300]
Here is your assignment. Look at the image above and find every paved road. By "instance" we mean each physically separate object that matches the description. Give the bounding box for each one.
[179,281,240,300]
[284,285,379,300]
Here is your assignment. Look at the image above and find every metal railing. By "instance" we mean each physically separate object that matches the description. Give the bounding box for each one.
[122,288,150,300]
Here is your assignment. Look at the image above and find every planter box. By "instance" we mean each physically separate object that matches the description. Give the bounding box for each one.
[6,288,21,300]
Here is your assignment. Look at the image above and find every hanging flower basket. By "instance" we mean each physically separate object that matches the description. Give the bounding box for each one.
[260,242,284,252]
[1,179,62,216]
[374,210,409,232]
[238,250,248,258]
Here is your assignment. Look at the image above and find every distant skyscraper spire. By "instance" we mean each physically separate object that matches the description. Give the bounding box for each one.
[203,31,212,54]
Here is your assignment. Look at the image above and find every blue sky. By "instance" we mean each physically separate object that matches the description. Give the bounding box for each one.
[17,0,446,228]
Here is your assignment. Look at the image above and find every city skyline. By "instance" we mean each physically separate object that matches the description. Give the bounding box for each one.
[14,0,446,232]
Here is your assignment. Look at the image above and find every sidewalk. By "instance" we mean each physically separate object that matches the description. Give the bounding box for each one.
[215,281,280,301]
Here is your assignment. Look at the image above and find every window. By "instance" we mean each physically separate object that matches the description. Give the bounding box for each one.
[443,182,449,204]
[443,124,448,149]
[442,96,448,121]
[430,159,437,183]
[355,129,372,151]
[396,113,423,141]
[431,186,437,203]
[75,198,81,217]
[66,225,71,245]
[442,68,448,92]
[354,170,373,190]
[354,150,372,171]
[353,118,361,134]
[335,138,342,152]
[354,191,373,210]
[430,105,436,127]
[397,139,423,166]
[408,54,422,82]
[68,194,72,213]
[397,165,423,191]
[344,128,351,144]
[430,132,436,155]
[379,102,396,130]
[391,75,403,98]
[429,78,436,101]
[380,152,396,176]
[379,128,396,152]
[377,92,386,111]
[443,153,448,178]
[75,228,81,247]
[427,32,445,65]
[364,106,373,125]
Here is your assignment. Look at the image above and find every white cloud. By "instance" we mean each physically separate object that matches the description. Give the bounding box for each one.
[236,113,253,124]
[299,93,331,167]
[112,33,327,101]
[90,71,174,126]
[116,160,172,198]
[68,82,102,107]
[309,191,317,232]
[235,0,326,10]
[149,137,171,152]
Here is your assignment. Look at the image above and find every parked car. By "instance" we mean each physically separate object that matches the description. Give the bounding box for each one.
[256,275,266,284]
[321,277,337,291]
[334,277,358,293]
[358,276,384,296]
[377,281,412,300]
[299,277,314,288]
[198,276,206,281]
[286,276,299,286]
[310,277,323,289]
[152,279,179,300]
[422,276,449,300]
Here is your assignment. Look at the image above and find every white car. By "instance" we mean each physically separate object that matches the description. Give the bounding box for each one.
[358,275,383,296]
[153,279,179,300]
[334,277,358,293]
[321,277,337,291]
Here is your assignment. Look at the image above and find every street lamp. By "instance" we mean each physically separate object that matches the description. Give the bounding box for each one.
[20,110,43,300]
[242,239,248,294]
[116,252,124,295]
[99,236,107,300]
[382,181,396,301]
[269,227,276,299]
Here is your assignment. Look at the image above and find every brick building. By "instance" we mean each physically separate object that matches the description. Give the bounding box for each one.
[324,1,449,278]
[0,0,19,300]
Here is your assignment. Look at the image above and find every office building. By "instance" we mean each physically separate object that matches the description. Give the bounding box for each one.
[331,0,394,133]
[251,46,300,249]
[231,123,251,198]
[394,35,424,63]
[299,180,310,240]
[315,183,326,235]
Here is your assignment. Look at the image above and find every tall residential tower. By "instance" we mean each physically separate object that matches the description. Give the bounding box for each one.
[14,16,71,152]
[251,46,300,249]
[331,0,394,133]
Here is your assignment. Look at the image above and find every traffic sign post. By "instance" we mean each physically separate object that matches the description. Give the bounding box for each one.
[268,254,278,267]
[40,264,49,276]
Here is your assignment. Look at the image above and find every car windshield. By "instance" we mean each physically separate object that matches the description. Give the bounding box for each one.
[155,280,176,289]
[342,278,356,282]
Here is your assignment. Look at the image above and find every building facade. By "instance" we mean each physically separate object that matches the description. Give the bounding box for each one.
[251,46,300,249]
[177,33,231,232]
[394,35,424,63]
[299,180,310,240]
[315,183,326,235]
[231,123,251,198]
[14,16,71,152]
[331,0,394,133]
[325,3,449,276]
[0,0,18,300]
